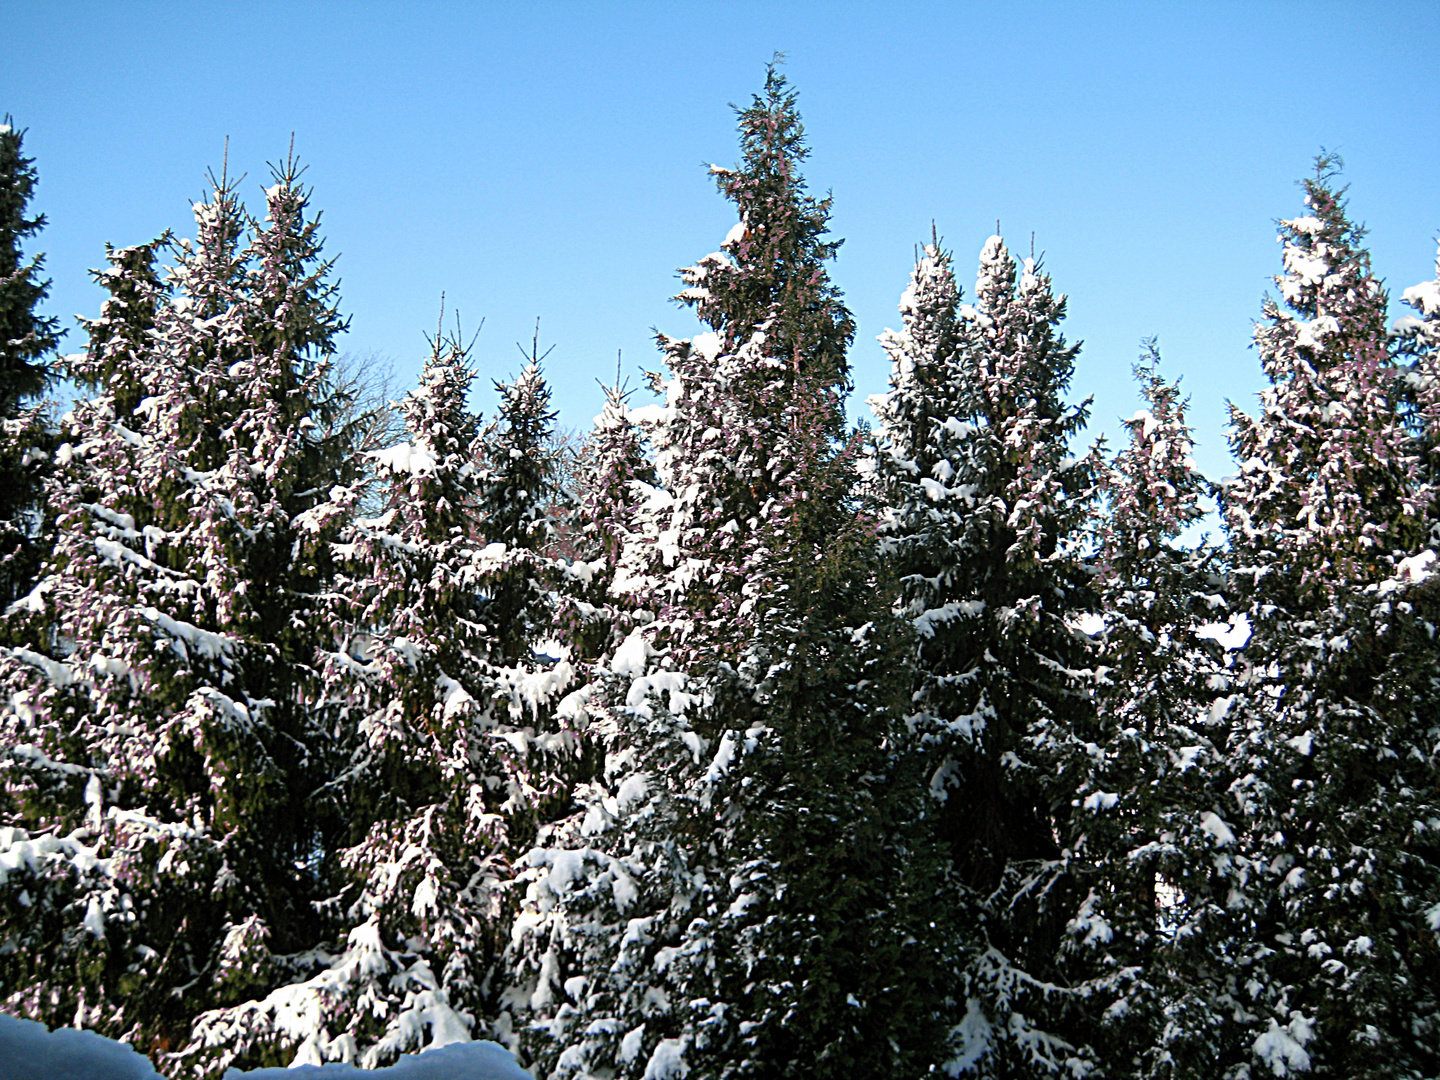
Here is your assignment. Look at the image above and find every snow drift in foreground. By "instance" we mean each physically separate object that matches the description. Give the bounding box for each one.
[0,1014,533,1080]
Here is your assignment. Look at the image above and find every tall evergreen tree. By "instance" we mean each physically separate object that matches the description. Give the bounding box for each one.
[509,62,945,1079]
[610,59,857,662]
[0,155,361,1076]
[1215,159,1440,1077]
[1224,157,1423,604]
[186,327,577,1069]
[475,359,564,671]
[0,116,61,612]
[874,233,1100,1075]
[0,116,56,415]
[1069,344,1240,1079]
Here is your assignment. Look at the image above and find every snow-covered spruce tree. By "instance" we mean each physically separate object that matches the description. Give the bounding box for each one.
[1224,157,1423,606]
[508,62,946,1079]
[1071,343,1244,1079]
[475,359,565,669]
[1394,238,1440,518]
[183,326,577,1069]
[867,238,993,1060]
[0,174,250,1058]
[0,116,60,613]
[0,227,169,1054]
[470,355,586,861]
[613,58,857,663]
[1215,158,1440,1078]
[0,156,360,1075]
[556,381,654,665]
[869,240,973,645]
[874,233,1100,1075]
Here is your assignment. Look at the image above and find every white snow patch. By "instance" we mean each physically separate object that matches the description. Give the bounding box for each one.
[1282,247,1329,288]
[1294,315,1339,350]
[914,601,984,637]
[611,868,638,911]
[619,1024,646,1063]
[0,1012,161,1078]
[367,442,439,477]
[642,1037,689,1080]
[1398,549,1436,584]
[690,332,721,361]
[84,774,104,828]
[0,1013,532,1078]
[943,997,995,1076]
[555,684,594,724]
[611,630,651,678]
[1172,745,1203,772]
[1129,408,1160,439]
[138,607,236,664]
[615,773,649,811]
[919,477,950,501]
[626,403,670,426]
[533,848,592,895]
[83,894,107,938]
[1206,695,1235,724]
[1199,811,1235,847]
[1197,613,1251,651]
[1253,1013,1314,1076]
[1403,278,1440,316]
[705,733,736,783]
[7,647,76,688]
[1425,901,1440,932]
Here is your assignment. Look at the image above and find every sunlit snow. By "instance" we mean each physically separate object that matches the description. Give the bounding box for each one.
[0,1014,533,1079]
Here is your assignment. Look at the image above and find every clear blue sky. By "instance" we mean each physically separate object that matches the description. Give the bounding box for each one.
[7,1,1440,490]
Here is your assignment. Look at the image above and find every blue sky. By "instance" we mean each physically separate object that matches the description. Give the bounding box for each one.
[7,2,1440,490]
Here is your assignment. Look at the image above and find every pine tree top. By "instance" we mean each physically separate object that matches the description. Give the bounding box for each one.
[0,116,59,413]
[680,60,854,401]
[1224,156,1421,597]
[246,150,348,374]
[1106,341,1206,550]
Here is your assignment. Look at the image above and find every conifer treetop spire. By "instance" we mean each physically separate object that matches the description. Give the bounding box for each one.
[679,57,854,397]
[0,115,60,413]
[1224,155,1420,599]
[247,148,349,376]
[1107,341,1206,548]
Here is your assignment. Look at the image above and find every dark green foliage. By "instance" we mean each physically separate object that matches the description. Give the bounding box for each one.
[1071,344,1239,1079]
[688,63,854,408]
[477,360,561,666]
[875,234,1101,1074]
[6,81,1440,1080]
[0,116,57,413]
[1212,160,1440,1079]
[0,117,60,613]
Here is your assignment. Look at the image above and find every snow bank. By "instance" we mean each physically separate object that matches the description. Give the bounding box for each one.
[223,1040,533,1079]
[0,1014,533,1080]
[0,1013,161,1080]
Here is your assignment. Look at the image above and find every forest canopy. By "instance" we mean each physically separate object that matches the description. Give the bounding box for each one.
[2,65,1439,1080]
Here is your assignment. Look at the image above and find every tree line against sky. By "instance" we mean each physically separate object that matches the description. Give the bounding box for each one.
[1,63,1438,1079]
